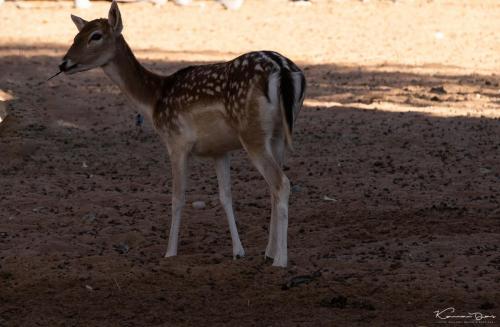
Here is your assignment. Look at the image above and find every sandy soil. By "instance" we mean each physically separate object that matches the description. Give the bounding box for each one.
[1,1,499,326]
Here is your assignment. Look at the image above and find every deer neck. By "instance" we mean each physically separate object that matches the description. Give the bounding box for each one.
[102,36,163,119]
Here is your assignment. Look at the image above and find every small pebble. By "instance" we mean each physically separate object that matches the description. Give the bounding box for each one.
[323,195,337,202]
[430,86,446,94]
[113,243,129,254]
[479,167,491,174]
[434,31,445,40]
[83,212,96,222]
[192,201,206,209]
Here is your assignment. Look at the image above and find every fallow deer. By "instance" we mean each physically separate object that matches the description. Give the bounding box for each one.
[60,1,306,267]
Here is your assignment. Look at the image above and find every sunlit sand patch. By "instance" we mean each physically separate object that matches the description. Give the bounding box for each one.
[304,99,500,119]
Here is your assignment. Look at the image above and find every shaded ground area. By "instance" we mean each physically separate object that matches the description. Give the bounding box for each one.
[1,1,499,326]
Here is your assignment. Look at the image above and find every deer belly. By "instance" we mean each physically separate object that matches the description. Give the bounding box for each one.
[190,109,241,157]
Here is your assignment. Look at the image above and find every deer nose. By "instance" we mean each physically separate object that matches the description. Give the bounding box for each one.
[59,58,76,72]
[59,59,68,72]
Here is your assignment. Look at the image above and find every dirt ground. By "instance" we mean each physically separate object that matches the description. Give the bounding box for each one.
[1,0,499,326]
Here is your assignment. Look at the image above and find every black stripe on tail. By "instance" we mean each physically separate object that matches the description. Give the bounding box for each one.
[263,51,306,135]
[280,68,306,133]
[263,51,306,147]
[280,69,296,133]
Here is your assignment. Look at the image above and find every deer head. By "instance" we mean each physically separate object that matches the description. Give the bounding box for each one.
[60,1,123,74]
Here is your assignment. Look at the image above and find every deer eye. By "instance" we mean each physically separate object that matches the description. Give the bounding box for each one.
[89,32,102,42]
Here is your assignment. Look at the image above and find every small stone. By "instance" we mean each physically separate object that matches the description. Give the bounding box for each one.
[32,207,46,213]
[479,167,491,174]
[113,243,129,254]
[83,212,96,222]
[434,31,445,40]
[323,195,337,202]
[74,0,91,9]
[283,271,321,290]
[152,0,167,5]
[174,0,192,6]
[291,185,302,193]
[430,86,446,94]
[192,201,206,209]
[220,0,244,10]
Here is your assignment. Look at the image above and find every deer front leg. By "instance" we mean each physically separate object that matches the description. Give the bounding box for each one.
[215,154,245,259]
[165,151,188,258]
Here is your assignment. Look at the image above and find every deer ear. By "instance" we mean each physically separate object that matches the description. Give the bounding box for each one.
[71,14,88,32]
[108,1,123,35]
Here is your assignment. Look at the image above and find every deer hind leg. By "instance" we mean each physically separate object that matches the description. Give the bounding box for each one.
[165,151,188,258]
[215,154,245,259]
[266,134,286,260]
[242,140,290,267]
